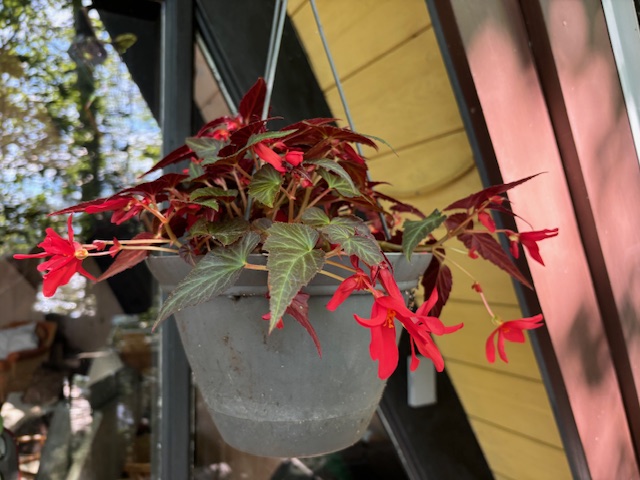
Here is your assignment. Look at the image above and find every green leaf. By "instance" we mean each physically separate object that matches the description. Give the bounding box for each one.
[317,169,359,198]
[321,223,354,244]
[186,136,223,163]
[189,218,250,245]
[251,218,273,234]
[300,207,330,228]
[154,232,261,329]
[263,223,325,332]
[206,218,250,245]
[246,129,296,148]
[308,159,359,197]
[321,215,383,266]
[402,209,446,260]
[322,223,383,266]
[187,161,205,180]
[340,235,384,266]
[191,186,238,202]
[248,164,283,207]
[330,215,373,237]
[191,198,219,211]
[304,211,383,265]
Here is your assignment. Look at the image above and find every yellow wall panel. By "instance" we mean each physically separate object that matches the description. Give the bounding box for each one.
[437,301,543,379]
[469,419,572,480]
[287,0,306,16]
[290,0,432,90]
[445,361,563,448]
[368,129,474,199]
[324,29,463,157]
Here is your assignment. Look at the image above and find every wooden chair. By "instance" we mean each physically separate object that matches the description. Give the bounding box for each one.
[0,321,57,402]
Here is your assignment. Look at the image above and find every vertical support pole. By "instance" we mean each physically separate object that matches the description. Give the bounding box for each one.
[155,0,194,478]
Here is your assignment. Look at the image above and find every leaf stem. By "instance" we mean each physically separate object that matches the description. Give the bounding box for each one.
[243,263,268,271]
[97,238,171,245]
[305,188,331,210]
[377,241,432,253]
[433,249,477,284]
[324,259,357,273]
[318,269,347,282]
[120,246,180,254]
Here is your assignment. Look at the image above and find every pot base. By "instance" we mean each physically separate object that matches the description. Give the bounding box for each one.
[213,405,376,458]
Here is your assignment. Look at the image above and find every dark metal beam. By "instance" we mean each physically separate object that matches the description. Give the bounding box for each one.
[157,0,194,478]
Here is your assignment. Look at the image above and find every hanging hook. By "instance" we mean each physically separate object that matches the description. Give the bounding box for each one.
[262,0,289,120]
[245,0,289,220]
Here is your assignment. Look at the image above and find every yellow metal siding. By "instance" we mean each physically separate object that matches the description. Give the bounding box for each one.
[289,1,571,478]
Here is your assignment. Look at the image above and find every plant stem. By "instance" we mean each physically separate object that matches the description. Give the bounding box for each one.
[293,173,321,222]
[305,188,331,210]
[99,238,171,245]
[232,169,248,211]
[433,249,477,284]
[318,269,347,282]
[324,259,357,273]
[243,263,268,271]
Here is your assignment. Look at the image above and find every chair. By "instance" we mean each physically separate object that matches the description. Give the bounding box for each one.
[0,321,57,402]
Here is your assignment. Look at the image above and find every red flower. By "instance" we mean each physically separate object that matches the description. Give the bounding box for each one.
[326,266,373,311]
[477,210,496,232]
[284,149,304,166]
[408,287,463,372]
[13,216,96,297]
[355,268,461,379]
[254,142,305,173]
[83,196,147,225]
[354,292,400,380]
[507,228,558,265]
[485,314,544,363]
[253,142,286,173]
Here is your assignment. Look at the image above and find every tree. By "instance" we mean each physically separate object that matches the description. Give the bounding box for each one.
[0,0,161,255]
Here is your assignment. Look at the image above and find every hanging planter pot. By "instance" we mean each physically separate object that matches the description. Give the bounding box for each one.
[147,252,431,457]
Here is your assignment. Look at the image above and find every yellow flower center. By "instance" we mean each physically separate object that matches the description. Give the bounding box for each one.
[385,310,396,328]
[75,248,89,260]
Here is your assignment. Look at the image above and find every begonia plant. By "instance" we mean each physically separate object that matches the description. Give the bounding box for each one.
[14,79,558,379]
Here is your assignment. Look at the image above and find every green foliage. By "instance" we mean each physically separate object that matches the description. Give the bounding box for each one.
[248,164,283,207]
[154,232,261,329]
[191,218,250,246]
[263,223,325,331]
[401,209,446,260]
[1,0,161,255]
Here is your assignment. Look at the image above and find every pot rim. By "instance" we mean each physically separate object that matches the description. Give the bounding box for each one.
[146,252,432,296]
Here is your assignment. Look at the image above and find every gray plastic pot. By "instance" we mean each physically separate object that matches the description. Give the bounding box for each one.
[147,252,431,457]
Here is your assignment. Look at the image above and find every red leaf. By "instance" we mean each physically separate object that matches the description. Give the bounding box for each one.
[122,173,188,197]
[284,292,322,357]
[51,196,120,216]
[420,259,452,317]
[444,173,542,211]
[96,233,155,282]
[457,232,532,288]
[238,78,267,121]
[197,115,238,136]
[142,144,197,176]
[444,213,469,232]
[374,191,426,219]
